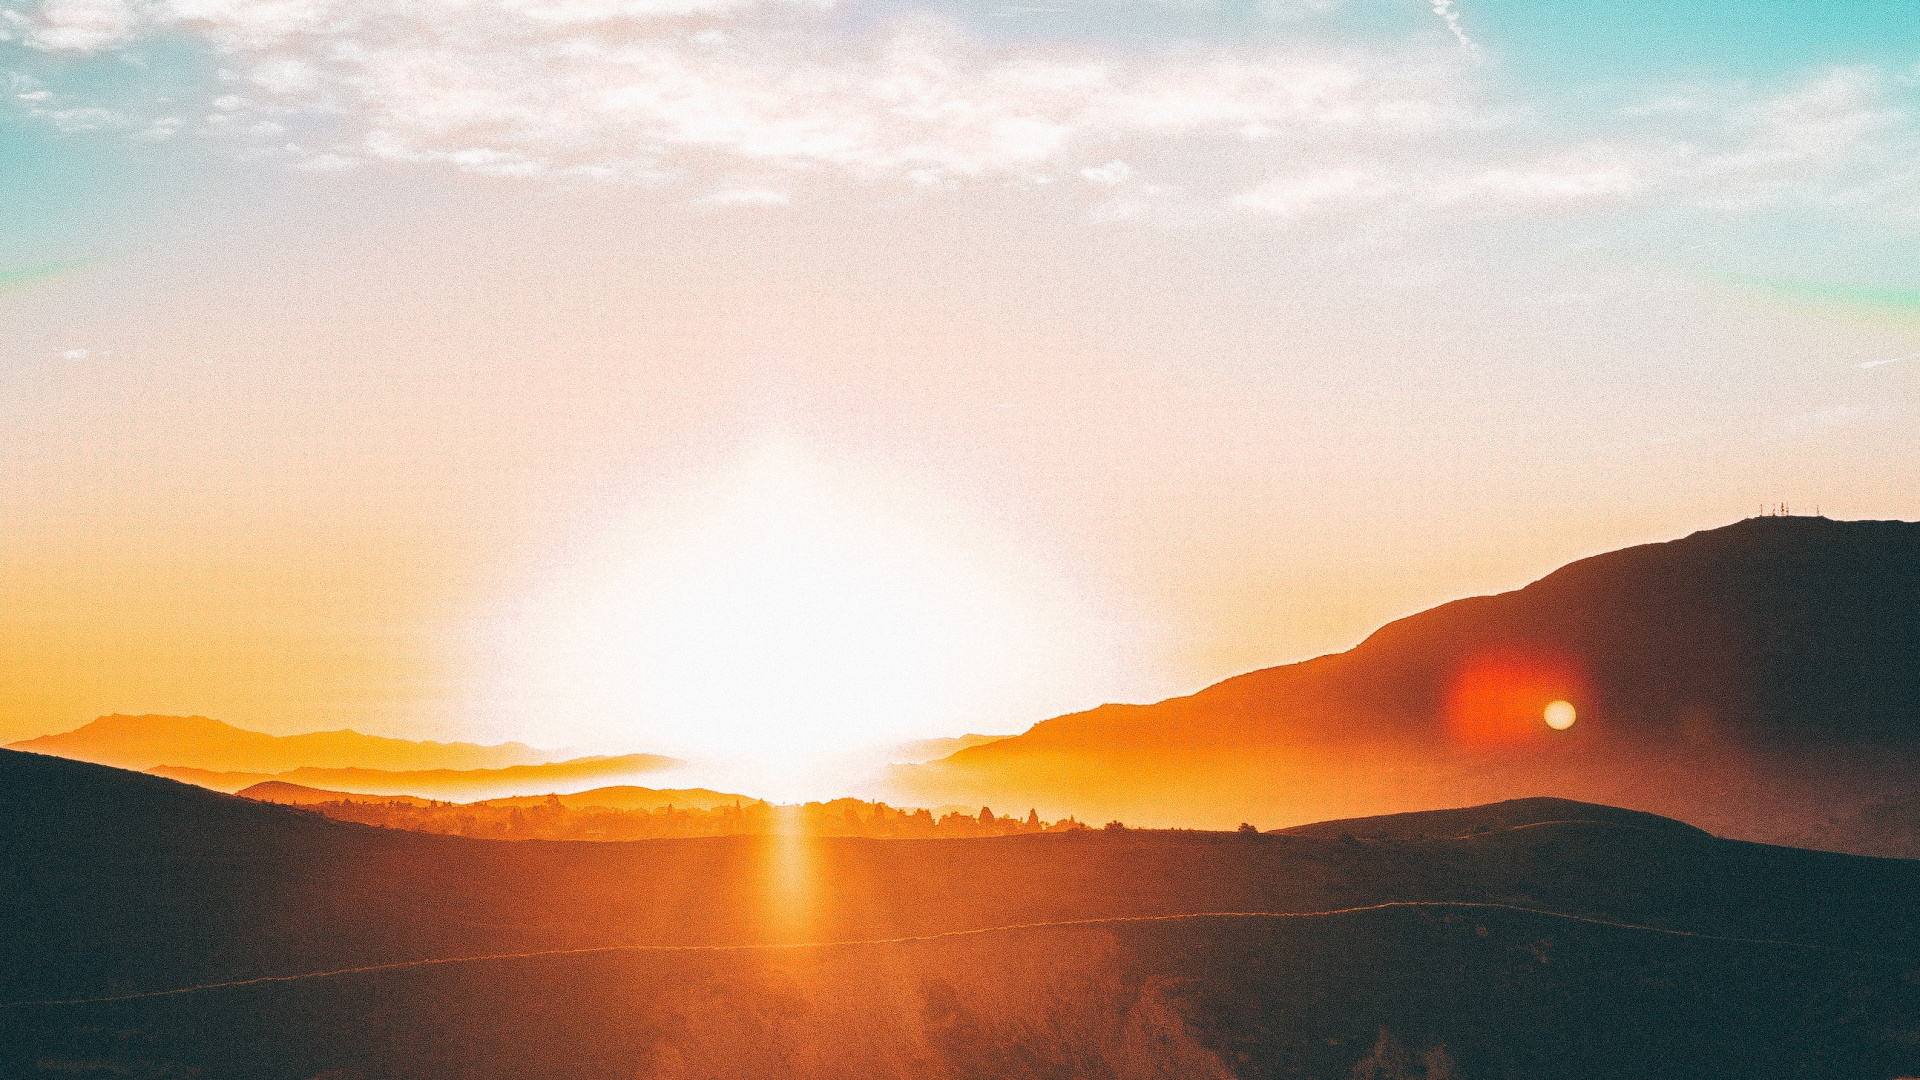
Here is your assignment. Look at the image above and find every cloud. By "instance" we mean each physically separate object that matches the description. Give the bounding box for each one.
[1467,159,1639,201]
[1861,352,1917,369]
[1422,0,1476,54]
[1260,0,1344,20]
[5,0,1917,234]
[1229,148,1640,221]
[699,185,790,206]
[292,150,359,171]
[1673,67,1915,212]
[1773,403,1872,439]
[21,0,139,52]
[1233,167,1387,217]
[5,0,1481,190]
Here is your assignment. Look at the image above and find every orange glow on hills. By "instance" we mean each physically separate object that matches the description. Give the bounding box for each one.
[1444,651,1591,747]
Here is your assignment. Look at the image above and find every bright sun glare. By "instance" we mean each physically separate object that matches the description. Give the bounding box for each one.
[493,442,1110,799]
[1544,700,1577,730]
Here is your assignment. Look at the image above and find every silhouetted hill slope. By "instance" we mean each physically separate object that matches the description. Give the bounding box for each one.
[150,753,681,798]
[5,713,554,772]
[473,784,762,811]
[889,733,1011,763]
[891,517,1920,837]
[1274,797,1710,841]
[237,781,437,806]
[5,750,1920,1078]
[1777,788,1920,860]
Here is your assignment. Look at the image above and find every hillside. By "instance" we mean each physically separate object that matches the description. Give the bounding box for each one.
[888,517,1920,837]
[888,733,1012,763]
[1273,797,1712,841]
[5,713,554,773]
[1776,788,1920,860]
[5,749,1918,1078]
[237,781,438,806]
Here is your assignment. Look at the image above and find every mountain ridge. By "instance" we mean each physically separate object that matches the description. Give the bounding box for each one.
[149,754,682,799]
[5,713,558,773]
[238,780,761,812]
[890,516,1920,837]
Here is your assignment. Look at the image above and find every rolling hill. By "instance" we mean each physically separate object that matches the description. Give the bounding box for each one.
[235,781,438,806]
[888,516,1920,838]
[4,748,1920,1078]
[1272,797,1711,841]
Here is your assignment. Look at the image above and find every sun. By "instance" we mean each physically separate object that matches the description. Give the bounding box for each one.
[491,442,1108,797]
[1444,650,1590,745]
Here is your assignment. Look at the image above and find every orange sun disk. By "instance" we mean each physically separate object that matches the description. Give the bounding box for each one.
[1444,651,1590,747]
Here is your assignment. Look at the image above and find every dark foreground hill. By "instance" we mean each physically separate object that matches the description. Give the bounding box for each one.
[889,516,1920,837]
[1273,797,1711,841]
[6,750,1920,1079]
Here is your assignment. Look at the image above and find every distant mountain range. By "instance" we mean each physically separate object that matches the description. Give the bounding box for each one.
[5,714,555,773]
[887,733,1010,764]
[148,755,682,800]
[3,714,681,801]
[888,517,1920,839]
[239,780,759,812]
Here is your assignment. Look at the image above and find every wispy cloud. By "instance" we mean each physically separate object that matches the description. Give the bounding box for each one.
[1233,167,1387,217]
[1861,352,1917,369]
[5,0,1919,235]
[6,0,1484,191]
[1422,0,1476,54]
[1770,402,1877,440]
[699,186,791,206]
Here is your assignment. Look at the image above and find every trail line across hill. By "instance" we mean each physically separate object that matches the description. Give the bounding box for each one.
[4,899,1905,1010]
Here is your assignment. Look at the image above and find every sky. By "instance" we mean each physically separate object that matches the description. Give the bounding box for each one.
[2,0,1918,797]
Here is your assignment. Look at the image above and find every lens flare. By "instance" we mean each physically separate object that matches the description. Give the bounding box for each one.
[1445,651,1589,746]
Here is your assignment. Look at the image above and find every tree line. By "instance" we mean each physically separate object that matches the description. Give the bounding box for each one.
[286,794,1093,841]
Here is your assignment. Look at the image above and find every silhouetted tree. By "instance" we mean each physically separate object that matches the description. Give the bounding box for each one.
[1238,822,1258,833]
[1027,808,1040,826]
[979,806,995,824]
